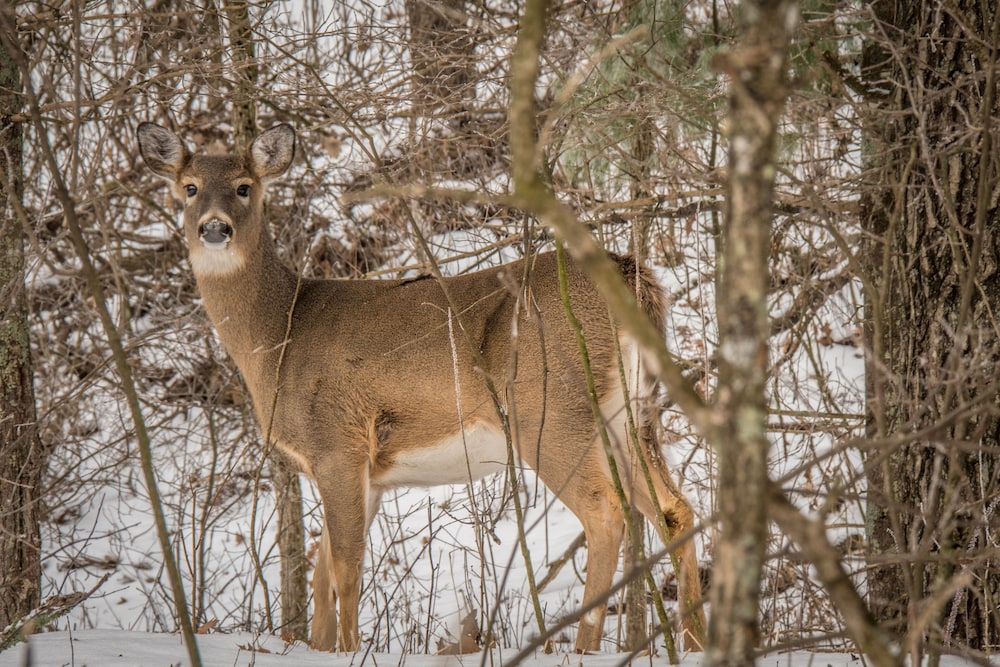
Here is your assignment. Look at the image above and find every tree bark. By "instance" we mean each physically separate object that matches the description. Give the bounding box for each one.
[705,2,795,664]
[624,113,655,655]
[271,451,309,641]
[862,0,1000,656]
[0,13,44,631]
[225,0,259,152]
[406,0,474,120]
[403,0,489,233]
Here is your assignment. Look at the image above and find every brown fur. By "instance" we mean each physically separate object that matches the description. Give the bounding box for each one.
[137,123,705,653]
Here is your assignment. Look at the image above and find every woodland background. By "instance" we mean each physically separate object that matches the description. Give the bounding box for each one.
[0,0,998,666]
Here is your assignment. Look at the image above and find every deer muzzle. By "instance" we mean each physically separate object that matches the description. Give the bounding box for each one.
[198,218,234,247]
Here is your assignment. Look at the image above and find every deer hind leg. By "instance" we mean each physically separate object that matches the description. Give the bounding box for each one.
[576,489,625,652]
[622,418,706,652]
[529,431,625,653]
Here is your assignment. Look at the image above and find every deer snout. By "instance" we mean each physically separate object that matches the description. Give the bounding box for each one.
[198,218,234,247]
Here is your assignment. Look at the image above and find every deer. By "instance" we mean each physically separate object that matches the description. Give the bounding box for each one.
[136,122,706,654]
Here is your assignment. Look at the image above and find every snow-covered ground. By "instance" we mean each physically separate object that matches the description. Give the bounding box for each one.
[1,630,937,667]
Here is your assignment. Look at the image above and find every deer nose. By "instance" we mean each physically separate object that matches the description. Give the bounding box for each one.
[198,218,233,246]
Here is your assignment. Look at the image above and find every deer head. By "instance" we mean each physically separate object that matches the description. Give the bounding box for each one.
[137,123,295,277]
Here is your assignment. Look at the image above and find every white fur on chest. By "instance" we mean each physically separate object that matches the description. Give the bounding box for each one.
[375,421,508,488]
[190,245,246,275]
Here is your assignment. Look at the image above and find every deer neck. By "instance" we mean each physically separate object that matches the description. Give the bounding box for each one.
[192,236,298,390]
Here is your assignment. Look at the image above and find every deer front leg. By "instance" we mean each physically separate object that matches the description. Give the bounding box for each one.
[313,457,372,652]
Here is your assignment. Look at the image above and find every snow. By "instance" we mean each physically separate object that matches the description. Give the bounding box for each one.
[0,630,940,667]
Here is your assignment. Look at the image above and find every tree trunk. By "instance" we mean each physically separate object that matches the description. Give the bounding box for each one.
[406,0,474,120]
[272,452,309,641]
[706,1,795,664]
[224,0,259,152]
[0,14,44,631]
[862,0,1000,656]
[624,114,654,654]
[404,0,488,191]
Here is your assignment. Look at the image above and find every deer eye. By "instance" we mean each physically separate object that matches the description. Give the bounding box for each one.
[184,184,198,197]
[236,184,250,197]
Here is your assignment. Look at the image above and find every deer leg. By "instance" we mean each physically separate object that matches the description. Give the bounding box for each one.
[656,489,705,652]
[534,447,625,653]
[574,489,625,652]
[314,458,372,652]
[627,422,706,652]
[310,525,338,651]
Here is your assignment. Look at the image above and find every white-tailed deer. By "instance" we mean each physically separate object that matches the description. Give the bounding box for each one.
[137,122,705,653]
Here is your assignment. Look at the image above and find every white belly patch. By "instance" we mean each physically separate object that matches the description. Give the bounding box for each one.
[376,421,509,488]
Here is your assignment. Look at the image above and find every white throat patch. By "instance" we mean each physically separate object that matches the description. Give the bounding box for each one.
[189,244,246,276]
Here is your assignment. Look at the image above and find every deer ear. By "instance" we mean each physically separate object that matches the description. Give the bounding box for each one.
[249,124,295,180]
[137,123,188,180]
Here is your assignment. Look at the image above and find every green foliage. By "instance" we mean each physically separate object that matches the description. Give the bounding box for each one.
[552,0,730,196]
